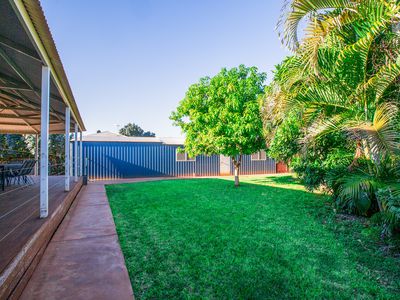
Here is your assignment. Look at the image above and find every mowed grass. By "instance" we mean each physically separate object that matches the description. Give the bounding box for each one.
[105,175,400,299]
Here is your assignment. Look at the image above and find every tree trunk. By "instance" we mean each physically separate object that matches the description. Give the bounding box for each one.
[349,139,375,174]
[232,155,242,187]
[348,140,363,171]
[234,166,240,187]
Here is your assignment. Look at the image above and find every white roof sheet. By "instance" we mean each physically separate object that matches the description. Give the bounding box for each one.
[81,132,185,145]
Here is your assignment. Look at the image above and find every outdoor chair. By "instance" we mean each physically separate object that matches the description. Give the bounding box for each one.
[9,160,36,185]
[3,167,13,187]
[1,164,17,188]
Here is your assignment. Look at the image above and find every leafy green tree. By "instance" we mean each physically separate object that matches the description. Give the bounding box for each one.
[0,134,32,162]
[119,123,155,137]
[171,65,266,186]
[0,134,9,162]
[49,134,65,175]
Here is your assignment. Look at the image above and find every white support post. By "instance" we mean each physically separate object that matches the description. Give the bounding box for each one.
[40,66,50,218]
[74,123,78,182]
[79,131,83,176]
[65,107,70,191]
[34,134,39,176]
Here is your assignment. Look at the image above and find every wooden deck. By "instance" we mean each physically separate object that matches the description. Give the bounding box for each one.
[0,176,83,299]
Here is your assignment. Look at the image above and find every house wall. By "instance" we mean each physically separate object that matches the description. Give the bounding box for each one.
[80,141,278,180]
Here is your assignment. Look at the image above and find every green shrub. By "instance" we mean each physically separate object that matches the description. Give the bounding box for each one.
[288,134,353,191]
[267,112,301,163]
[327,157,400,237]
[374,188,400,237]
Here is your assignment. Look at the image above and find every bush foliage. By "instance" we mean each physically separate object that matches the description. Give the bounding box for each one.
[265,0,400,238]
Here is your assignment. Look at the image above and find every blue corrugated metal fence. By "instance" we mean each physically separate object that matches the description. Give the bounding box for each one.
[82,142,221,180]
[79,142,277,180]
[229,155,276,175]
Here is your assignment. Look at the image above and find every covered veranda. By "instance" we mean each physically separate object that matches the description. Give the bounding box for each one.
[0,1,85,298]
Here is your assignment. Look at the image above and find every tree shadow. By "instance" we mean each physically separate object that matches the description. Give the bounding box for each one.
[255,175,299,185]
[108,177,400,298]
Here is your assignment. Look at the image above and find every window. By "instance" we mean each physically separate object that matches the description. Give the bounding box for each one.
[176,151,186,161]
[251,150,267,161]
[176,150,196,162]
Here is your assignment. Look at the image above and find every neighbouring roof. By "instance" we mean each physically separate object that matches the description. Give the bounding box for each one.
[158,137,185,145]
[81,132,185,145]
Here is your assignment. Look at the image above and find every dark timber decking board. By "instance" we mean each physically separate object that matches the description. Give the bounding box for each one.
[0,176,82,298]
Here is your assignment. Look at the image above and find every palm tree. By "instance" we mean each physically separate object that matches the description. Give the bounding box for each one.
[265,0,400,227]
[270,0,400,162]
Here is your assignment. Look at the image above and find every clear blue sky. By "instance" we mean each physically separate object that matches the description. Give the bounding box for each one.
[41,0,290,137]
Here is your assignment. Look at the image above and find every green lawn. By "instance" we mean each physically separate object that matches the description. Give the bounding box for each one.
[105,175,400,299]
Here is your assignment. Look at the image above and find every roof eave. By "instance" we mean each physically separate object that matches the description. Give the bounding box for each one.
[9,0,86,131]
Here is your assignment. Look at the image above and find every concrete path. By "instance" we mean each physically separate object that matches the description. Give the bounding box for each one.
[20,182,134,300]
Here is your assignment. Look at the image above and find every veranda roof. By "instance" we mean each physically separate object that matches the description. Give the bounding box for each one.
[0,0,85,134]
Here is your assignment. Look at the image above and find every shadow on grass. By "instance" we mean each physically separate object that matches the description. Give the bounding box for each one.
[106,177,400,299]
[250,175,300,185]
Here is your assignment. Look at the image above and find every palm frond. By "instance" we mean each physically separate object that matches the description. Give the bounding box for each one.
[301,114,348,146]
[337,172,379,214]
[298,8,358,73]
[263,56,312,129]
[375,186,400,235]
[335,1,400,87]
[296,84,353,121]
[262,84,289,127]
[278,0,353,51]
[385,182,400,198]
[363,55,400,102]
[349,103,400,156]
[335,31,376,87]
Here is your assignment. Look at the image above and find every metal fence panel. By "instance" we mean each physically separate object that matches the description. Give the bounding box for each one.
[81,142,277,180]
[230,155,276,175]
